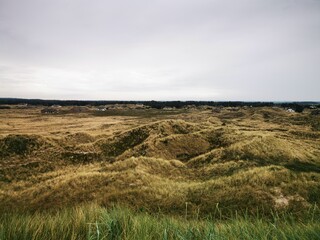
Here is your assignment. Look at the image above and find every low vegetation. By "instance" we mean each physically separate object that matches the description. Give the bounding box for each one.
[1,204,320,240]
[0,105,319,238]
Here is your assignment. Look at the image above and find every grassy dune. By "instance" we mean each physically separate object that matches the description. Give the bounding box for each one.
[0,105,319,238]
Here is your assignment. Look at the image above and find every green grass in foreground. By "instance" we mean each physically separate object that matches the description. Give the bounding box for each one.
[1,204,320,240]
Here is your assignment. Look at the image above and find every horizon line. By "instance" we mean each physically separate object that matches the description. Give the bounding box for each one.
[0,97,319,103]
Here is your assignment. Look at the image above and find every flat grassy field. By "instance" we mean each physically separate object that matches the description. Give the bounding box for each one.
[0,105,319,239]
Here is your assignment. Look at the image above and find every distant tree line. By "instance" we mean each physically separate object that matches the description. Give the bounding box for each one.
[0,98,318,112]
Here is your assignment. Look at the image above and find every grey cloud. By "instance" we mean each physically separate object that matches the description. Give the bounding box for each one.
[0,0,319,100]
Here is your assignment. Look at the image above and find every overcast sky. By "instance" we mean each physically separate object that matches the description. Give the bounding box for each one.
[0,0,319,101]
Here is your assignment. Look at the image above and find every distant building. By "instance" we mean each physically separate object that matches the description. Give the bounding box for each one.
[135,104,145,109]
[51,104,62,108]
[96,106,106,111]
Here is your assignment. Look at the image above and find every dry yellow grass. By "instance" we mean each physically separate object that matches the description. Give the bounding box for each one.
[0,105,319,217]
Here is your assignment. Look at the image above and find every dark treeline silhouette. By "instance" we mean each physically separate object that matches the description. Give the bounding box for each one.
[0,98,319,111]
